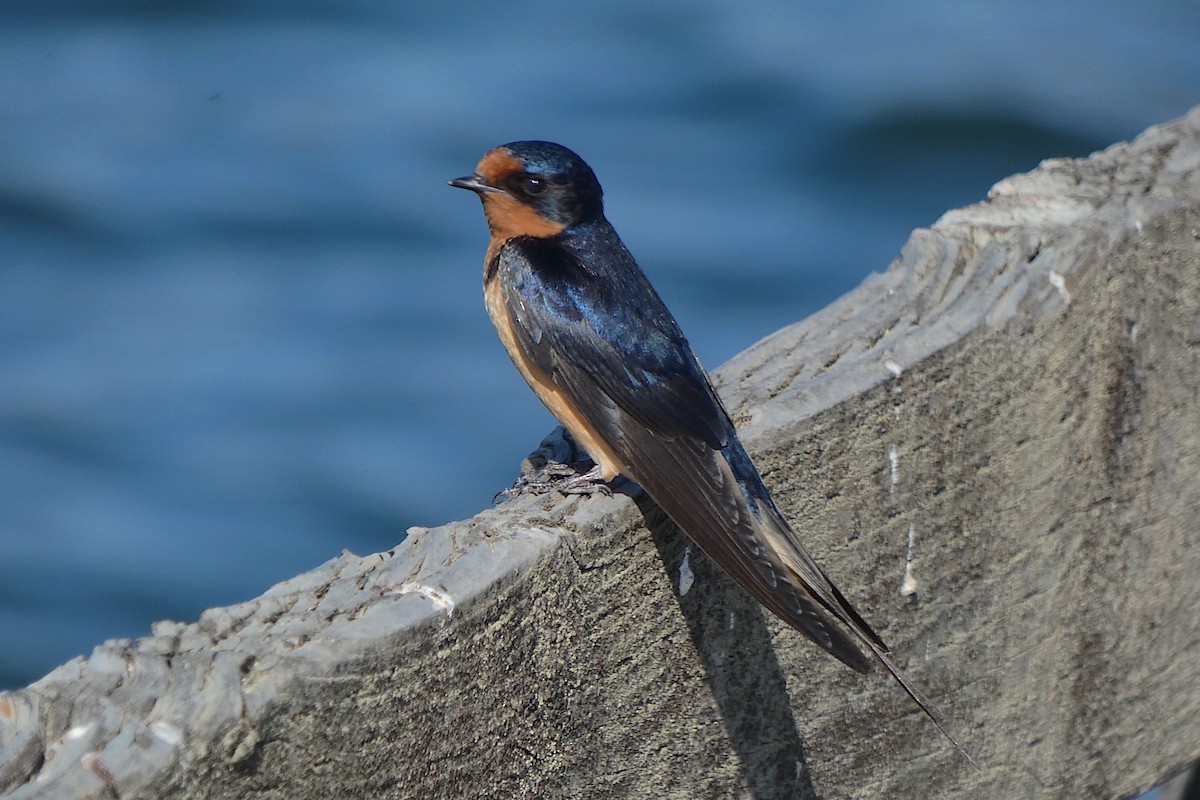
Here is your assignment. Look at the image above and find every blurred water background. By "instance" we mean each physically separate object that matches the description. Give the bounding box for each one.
[0,3,1196,763]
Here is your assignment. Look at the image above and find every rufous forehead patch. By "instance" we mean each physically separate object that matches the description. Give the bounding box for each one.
[476,148,525,184]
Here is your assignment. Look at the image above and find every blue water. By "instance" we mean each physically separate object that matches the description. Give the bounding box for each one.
[0,1,1196,733]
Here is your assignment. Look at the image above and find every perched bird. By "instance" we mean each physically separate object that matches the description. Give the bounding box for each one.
[450,140,971,762]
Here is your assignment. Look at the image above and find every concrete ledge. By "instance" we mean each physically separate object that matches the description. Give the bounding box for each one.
[2,107,1199,799]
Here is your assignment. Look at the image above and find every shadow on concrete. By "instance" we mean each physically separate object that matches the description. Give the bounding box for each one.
[633,490,820,800]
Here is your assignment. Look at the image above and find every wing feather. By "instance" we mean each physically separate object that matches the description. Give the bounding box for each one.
[496,233,874,671]
[500,235,727,448]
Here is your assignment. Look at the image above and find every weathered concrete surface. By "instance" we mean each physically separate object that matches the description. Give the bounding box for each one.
[2,108,1199,800]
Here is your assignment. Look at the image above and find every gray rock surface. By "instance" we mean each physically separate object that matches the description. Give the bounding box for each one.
[2,107,1199,799]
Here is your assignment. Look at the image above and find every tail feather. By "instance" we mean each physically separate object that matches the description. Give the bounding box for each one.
[617,421,976,764]
[753,500,977,766]
[859,632,978,768]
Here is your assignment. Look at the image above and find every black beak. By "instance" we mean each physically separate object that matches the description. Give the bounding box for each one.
[448,175,504,194]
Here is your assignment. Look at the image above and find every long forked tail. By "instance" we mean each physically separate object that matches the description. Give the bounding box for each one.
[749,492,979,766]
[626,427,978,764]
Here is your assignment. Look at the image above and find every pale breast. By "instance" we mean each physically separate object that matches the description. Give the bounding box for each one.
[483,266,625,481]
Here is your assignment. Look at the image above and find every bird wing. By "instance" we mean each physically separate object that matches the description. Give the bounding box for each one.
[499,234,728,449]
[497,234,876,672]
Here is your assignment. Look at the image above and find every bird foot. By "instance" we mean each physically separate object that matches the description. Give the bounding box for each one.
[557,464,613,496]
[497,460,612,501]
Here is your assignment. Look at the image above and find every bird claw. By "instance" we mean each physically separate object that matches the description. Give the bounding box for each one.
[496,460,612,501]
[557,464,613,496]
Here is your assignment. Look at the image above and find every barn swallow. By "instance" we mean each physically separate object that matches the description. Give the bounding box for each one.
[450,141,972,763]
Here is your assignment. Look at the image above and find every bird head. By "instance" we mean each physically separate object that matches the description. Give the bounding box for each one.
[450,141,604,239]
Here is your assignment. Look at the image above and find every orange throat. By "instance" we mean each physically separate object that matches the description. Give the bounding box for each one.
[482,194,565,241]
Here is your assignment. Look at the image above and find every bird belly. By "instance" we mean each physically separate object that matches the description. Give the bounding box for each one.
[484,277,625,481]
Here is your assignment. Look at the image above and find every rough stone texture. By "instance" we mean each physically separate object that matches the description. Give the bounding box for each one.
[2,108,1199,800]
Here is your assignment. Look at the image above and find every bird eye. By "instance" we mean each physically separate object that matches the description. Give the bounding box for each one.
[520,175,547,196]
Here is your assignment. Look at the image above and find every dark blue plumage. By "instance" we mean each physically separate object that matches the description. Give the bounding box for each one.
[450,140,971,763]
[502,223,728,449]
